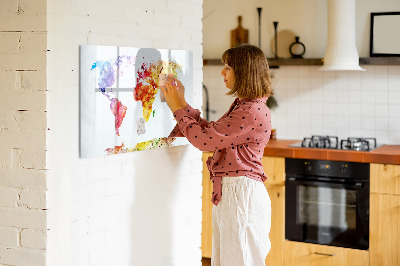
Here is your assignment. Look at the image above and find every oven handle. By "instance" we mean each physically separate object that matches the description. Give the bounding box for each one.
[314,252,335,257]
[286,177,364,189]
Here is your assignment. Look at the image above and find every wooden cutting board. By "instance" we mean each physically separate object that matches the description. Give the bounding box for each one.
[231,16,249,48]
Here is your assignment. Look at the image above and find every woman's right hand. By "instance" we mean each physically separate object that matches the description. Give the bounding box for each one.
[159,74,187,108]
[171,77,187,108]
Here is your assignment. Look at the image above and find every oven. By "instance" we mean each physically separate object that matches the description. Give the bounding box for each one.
[285,158,370,250]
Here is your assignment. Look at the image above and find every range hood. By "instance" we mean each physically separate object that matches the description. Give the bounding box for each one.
[320,0,365,71]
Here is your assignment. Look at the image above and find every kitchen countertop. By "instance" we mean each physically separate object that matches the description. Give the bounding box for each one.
[264,139,400,165]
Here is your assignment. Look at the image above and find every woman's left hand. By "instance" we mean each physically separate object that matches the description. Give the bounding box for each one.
[159,75,185,113]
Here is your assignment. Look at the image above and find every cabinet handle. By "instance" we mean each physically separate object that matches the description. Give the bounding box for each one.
[314,252,335,257]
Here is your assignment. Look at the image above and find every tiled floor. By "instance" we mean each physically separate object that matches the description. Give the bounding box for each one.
[202,257,211,266]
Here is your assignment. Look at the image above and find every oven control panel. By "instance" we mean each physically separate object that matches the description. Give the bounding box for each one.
[318,162,331,173]
[286,158,369,180]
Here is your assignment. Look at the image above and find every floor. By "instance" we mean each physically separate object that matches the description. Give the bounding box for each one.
[202,257,211,266]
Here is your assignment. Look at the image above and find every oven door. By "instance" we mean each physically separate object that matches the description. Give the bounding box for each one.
[285,177,369,250]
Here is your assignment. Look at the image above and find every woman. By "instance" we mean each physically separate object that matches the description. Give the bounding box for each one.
[161,44,273,266]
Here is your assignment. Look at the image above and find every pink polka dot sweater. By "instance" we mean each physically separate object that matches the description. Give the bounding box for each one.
[169,97,271,205]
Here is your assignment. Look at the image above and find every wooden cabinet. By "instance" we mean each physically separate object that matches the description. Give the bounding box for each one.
[370,163,400,266]
[262,156,285,266]
[202,158,400,265]
[370,193,400,266]
[261,156,285,186]
[264,184,285,266]
[284,241,369,266]
[201,152,213,258]
[370,163,400,195]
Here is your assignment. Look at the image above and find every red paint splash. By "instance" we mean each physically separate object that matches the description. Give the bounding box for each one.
[105,142,125,155]
[110,98,127,136]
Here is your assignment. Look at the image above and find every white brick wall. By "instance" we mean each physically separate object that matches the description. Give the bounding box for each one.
[0,248,46,266]
[46,1,203,266]
[21,229,47,250]
[2,0,203,264]
[0,187,19,208]
[0,227,19,247]
[271,65,400,143]
[204,65,400,144]
[0,0,48,265]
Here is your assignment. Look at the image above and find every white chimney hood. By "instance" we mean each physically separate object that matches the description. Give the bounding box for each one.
[320,0,365,71]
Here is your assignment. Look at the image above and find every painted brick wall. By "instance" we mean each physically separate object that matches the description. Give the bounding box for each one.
[203,0,400,145]
[46,0,203,266]
[203,0,400,59]
[0,0,48,265]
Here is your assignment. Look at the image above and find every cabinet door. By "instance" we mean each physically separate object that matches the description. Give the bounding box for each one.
[262,156,285,185]
[264,184,284,266]
[202,152,213,258]
[284,241,369,266]
[370,193,400,266]
[370,163,400,195]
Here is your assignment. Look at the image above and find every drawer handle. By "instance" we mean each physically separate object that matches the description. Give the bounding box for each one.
[314,252,335,257]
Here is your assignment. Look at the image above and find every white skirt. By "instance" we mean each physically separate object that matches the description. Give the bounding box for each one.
[212,176,271,266]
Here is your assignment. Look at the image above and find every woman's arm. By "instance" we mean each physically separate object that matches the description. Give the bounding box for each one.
[161,76,210,137]
[168,103,211,138]
[172,106,257,152]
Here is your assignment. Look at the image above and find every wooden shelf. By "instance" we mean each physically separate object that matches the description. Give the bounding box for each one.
[203,57,400,67]
[203,58,323,67]
[359,57,400,65]
[202,59,223,66]
[268,58,322,67]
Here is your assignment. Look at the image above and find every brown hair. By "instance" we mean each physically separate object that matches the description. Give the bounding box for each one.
[221,44,273,99]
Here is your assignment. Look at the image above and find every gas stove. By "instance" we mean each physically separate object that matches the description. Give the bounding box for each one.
[289,135,381,151]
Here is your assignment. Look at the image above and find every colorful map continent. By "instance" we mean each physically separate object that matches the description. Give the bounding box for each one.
[90,53,182,155]
[110,98,127,136]
[105,137,175,155]
[91,58,128,136]
[133,60,182,121]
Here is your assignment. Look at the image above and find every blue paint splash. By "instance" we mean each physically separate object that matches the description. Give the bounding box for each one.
[91,60,116,94]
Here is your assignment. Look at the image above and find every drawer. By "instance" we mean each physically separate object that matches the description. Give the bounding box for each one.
[283,241,369,266]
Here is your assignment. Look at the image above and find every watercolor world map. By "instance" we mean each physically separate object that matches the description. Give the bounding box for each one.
[80,45,193,158]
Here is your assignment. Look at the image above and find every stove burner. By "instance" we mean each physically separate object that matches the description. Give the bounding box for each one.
[294,136,378,151]
[301,135,339,149]
[340,137,377,151]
